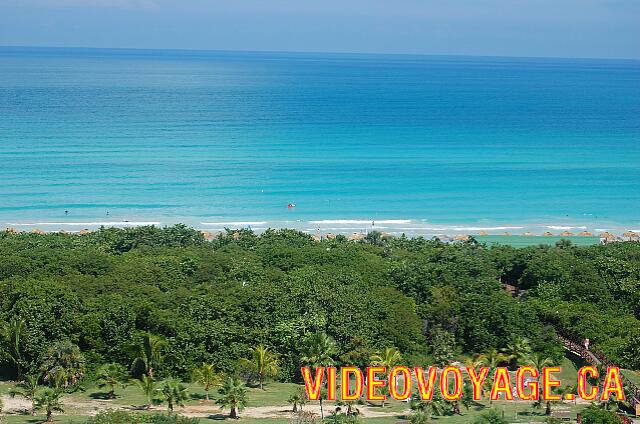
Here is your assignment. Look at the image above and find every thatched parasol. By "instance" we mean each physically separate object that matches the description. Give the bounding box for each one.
[503,232,512,236]
[454,234,470,241]
[560,231,573,236]
[522,232,533,236]
[79,229,92,235]
[543,231,554,236]
[622,230,638,240]
[578,231,593,236]
[5,227,18,234]
[325,233,336,240]
[201,231,214,241]
[478,231,489,236]
[31,228,45,235]
[599,231,615,240]
[347,232,365,242]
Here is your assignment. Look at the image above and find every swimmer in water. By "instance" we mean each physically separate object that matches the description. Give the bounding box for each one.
[65,210,69,215]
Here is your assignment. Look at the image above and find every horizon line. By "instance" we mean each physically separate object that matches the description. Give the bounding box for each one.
[1,44,639,63]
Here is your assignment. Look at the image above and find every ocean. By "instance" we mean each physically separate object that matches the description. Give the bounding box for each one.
[1,47,639,236]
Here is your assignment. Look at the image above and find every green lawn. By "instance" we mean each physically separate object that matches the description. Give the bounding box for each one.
[622,369,640,386]
[0,359,598,424]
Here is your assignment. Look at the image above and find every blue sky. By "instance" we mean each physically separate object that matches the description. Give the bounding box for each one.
[1,0,639,59]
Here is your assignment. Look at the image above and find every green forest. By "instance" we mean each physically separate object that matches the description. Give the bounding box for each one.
[1,225,639,423]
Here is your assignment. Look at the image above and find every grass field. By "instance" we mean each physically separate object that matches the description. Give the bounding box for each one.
[1,357,603,423]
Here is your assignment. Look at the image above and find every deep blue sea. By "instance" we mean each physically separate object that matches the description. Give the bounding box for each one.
[1,47,639,236]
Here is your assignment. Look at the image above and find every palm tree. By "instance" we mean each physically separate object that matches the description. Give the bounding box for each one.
[300,333,336,419]
[131,333,167,378]
[336,398,360,416]
[472,409,508,424]
[239,344,279,390]
[96,363,128,399]
[369,347,402,407]
[9,373,40,415]
[370,347,402,368]
[477,348,508,405]
[34,388,64,423]
[160,378,189,414]
[288,386,308,412]
[534,385,563,415]
[133,375,157,410]
[525,353,554,371]
[447,381,474,415]
[463,356,484,372]
[0,318,27,379]
[300,332,337,367]
[525,353,554,404]
[40,340,85,388]
[477,348,508,370]
[500,337,532,368]
[192,363,219,401]
[410,392,447,423]
[216,377,248,419]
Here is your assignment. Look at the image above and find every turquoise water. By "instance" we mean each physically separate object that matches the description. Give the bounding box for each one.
[1,47,639,236]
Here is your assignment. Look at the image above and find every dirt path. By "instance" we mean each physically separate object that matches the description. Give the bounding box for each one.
[2,395,406,421]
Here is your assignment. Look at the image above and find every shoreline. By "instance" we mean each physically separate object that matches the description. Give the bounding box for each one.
[3,218,639,243]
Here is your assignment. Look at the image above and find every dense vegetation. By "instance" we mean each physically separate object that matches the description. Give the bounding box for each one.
[1,225,639,383]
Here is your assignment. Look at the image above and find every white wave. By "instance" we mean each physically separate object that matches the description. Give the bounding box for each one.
[309,219,411,224]
[200,221,267,226]
[594,229,611,232]
[546,225,587,230]
[448,226,524,231]
[410,226,524,232]
[305,227,390,231]
[8,221,160,227]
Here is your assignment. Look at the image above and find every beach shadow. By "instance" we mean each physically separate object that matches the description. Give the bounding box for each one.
[206,413,230,420]
[123,405,150,411]
[517,411,545,417]
[89,391,116,400]
[190,392,207,401]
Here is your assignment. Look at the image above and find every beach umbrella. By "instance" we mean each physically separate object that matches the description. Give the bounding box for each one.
[31,228,45,235]
[79,229,92,235]
[347,232,365,241]
[622,231,638,240]
[599,231,615,240]
[478,231,489,236]
[543,231,554,236]
[578,231,593,236]
[454,234,470,241]
[560,231,573,236]
[522,232,533,236]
